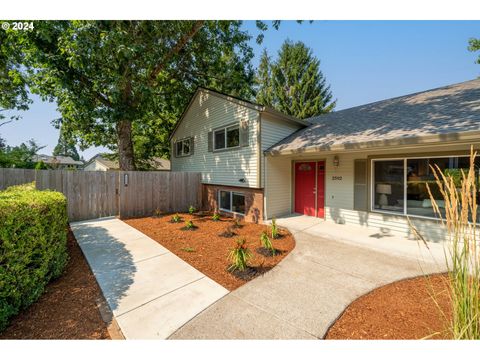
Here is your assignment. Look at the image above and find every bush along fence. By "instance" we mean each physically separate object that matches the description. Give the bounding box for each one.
[0,183,69,331]
[0,169,203,222]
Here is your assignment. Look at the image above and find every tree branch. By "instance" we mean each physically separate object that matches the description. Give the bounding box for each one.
[147,20,205,85]
[0,120,12,127]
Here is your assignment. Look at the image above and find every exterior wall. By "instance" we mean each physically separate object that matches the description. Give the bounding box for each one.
[202,184,264,223]
[84,161,109,171]
[260,113,303,188]
[265,142,480,243]
[171,91,260,188]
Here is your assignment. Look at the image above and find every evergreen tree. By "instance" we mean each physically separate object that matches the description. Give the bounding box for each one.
[53,127,80,161]
[255,40,336,119]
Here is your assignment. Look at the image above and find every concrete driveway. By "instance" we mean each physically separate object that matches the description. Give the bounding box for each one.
[170,215,447,339]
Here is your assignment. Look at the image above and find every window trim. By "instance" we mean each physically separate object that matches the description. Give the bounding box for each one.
[213,124,240,152]
[370,154,475,221]
[218,190,246,215]
[175,137,192,157]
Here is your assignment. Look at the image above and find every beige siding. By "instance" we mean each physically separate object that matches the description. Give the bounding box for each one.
[260,114,302,188]
[171,91,260,188]
[265,142,480,242]
[84,161,109,171]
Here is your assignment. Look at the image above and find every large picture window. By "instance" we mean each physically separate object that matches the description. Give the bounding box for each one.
[213,125,240,151]
[219,190,245,214]
[372,156,480,221]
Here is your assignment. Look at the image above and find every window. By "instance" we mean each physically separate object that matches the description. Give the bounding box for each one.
[175,138,192,157]
[219,190,245,214]
[213,125,240,151]
[371,156,480,221]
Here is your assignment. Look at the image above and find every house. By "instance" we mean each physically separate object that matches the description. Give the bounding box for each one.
[171,80,480,241]
[32,154,84,169]
[84,154,171,171]
[170,87,308,223]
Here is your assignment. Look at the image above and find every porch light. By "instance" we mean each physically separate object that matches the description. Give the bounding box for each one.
[333,155,340,168]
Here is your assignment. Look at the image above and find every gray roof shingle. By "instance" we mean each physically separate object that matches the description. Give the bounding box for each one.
[267,78,480,155]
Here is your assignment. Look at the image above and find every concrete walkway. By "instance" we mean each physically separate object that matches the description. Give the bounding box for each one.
[70,217,229,339]
[170,215,447,339]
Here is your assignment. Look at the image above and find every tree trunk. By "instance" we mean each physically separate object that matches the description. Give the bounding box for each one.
[117,119,136,171]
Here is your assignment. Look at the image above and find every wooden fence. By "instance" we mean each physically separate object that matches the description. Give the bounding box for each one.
[0,168,202,222]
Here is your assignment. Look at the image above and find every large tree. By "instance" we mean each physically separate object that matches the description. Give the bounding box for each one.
[4,21,257,170]
[255,40,336,119]
[0,139,45,168]
[53,125,80,161]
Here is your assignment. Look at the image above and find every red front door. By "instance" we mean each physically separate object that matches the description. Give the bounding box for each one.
[317,161,325,218]
[294,162,316,216]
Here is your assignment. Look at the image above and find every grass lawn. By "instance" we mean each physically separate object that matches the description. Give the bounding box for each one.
[125,212,295,290]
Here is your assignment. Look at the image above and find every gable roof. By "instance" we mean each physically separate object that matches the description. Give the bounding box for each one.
[85,153,171,171]
[266,78,480,155]
[169,87,309,141]
[33,154,84,166]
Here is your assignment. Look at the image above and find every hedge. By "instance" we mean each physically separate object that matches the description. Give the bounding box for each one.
[0,184,69,331]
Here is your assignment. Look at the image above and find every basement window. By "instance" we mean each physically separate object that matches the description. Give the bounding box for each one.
[219,190,245,215]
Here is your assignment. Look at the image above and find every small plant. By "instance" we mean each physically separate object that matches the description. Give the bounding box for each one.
[212,211,221,221]
[170,213,181,223]
[181,247,195,253]
[219,225,236,238]
[183,219,197,230]
[153,208,162,217]
[260,232,276,256]
[189,205,196,214]
[228,238,252,272]
[271,217,279,239]
[232,217,243,229]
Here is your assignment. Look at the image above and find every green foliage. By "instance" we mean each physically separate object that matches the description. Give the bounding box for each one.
[170,213,181,223]
[188,205,196,215]
[0,185,68,331]
[255,40,336,119]
[228,238,252,272]
[271,217,279,239]
[0,139,45,169]
[468,37,480,64]
[52,126,80,161]
[183,219,196,230]
[212,211,221,221]
[181,247,195,253]
[4,21,256,169]
[35,160,48,170]
[260,231,275,256]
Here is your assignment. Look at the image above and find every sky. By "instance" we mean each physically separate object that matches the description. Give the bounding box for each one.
[1,20,480,160]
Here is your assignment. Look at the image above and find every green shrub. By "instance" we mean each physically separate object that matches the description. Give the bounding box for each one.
[228,238,252,272]
[260,232,275,256]
[189,205,196,214]
[0,185,68,332]
[182,220,197,230]
[212,211,221,221]
[170,213,181,223]
[271,217,279,239]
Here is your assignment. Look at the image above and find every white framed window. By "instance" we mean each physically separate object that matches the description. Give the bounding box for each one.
[219,190,245,214]
[175,138,192,157]
[213,124,240,151]
[371,155,480,222]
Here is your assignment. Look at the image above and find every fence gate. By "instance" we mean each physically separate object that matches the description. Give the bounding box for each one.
[36,170,119,221]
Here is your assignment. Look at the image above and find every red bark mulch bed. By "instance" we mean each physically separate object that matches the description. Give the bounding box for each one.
[125,213,295,291]
[325,273,453,340]
[0,229,111,340]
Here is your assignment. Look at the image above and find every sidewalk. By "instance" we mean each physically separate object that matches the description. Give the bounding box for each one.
[70,217,229,339]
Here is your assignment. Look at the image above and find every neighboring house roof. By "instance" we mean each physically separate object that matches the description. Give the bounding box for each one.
[266,78,480,155]
[85,153,170,171]
[33,154,84,166]
[169,87,309,141]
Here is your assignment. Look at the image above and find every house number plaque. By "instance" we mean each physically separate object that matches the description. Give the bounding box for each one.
[332,176,343,180]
